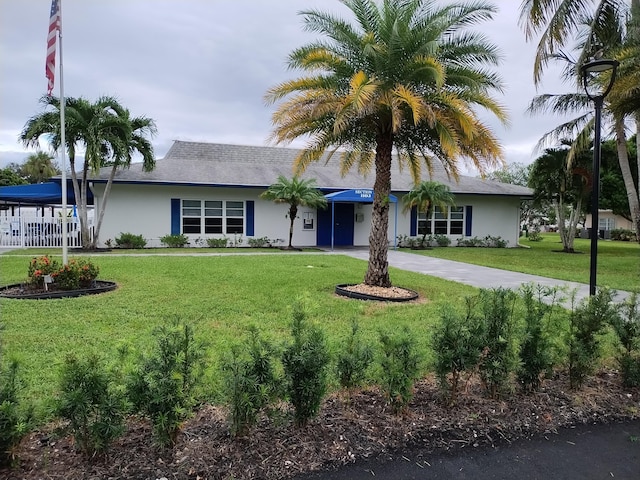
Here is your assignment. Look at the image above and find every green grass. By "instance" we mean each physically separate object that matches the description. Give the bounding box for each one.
[408,234,639,292]
[0,252,477,420]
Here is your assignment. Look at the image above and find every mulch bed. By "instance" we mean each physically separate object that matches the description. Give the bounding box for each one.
[4,370,639,480]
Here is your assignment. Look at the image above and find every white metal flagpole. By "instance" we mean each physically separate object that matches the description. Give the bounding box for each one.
[57,0,68,264]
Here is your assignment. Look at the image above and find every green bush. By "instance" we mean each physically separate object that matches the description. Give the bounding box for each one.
[1,322,32,468]
[432,299,484,405]
[568,288,615,390]
[282,300,330,427]
[222,328,279,436]
[160,234,190,248]
[115,232,147,249]
[527,225,543,242]
[433,234,451,247]
[456,236,484,247]
[483,235,508,248]
[517,284,560,393]
[27,255,60,287]
[247,236,273,248]
[27,256,99,290]
[379,327,421,414]
[127,320,206,446]
[609,293,640,388]
[336,321,374,392]
[477,288,518,398]
[56,353,126,456]
[207,237,229,248]
[610,228,637,242]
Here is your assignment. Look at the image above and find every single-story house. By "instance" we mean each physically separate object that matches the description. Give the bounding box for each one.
[89,141,533,248]
[585,210,635,233]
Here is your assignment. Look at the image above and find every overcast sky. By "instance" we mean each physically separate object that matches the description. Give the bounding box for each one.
[0,0,575,173]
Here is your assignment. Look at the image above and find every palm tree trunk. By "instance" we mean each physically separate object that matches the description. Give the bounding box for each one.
[614,117,640,241]
[66,156,92,250]
[365,134,393,287]
[288,205,298,249]
[91,164,118,249]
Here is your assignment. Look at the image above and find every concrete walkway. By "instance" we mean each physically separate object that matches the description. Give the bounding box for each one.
[330,247,633,305]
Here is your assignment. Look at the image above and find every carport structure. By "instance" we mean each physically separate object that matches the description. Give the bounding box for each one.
[0,181,92,248]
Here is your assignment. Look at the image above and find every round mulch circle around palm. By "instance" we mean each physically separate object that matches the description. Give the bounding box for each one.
[0,280,117,299]
[336,284,419,302]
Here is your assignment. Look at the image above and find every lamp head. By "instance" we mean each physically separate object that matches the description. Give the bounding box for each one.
[581,58,619,100]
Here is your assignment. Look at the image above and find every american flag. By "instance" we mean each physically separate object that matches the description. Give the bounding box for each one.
[46,0,60,95]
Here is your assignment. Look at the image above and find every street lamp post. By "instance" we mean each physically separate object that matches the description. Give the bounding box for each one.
[580,59,619,296]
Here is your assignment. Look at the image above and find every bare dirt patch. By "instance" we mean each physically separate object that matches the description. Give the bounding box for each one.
[5,370,639,480]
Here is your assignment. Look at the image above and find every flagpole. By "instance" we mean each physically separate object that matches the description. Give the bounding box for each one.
[58,0,68,265]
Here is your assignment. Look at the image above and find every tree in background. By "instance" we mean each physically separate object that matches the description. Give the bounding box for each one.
[0,167,27,187]
[261,176,327,249]
[484,163,537,228]
[20,95,156,250]
[266,0,506,287]
[528,147,592,252]
[402,181,456,245]
[19,151,60,184]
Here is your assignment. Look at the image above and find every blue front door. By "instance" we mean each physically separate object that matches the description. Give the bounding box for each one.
[317,203,354,246]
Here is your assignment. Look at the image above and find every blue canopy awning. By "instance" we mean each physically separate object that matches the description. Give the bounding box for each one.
[0,182,90,205]
[324,188,397,203]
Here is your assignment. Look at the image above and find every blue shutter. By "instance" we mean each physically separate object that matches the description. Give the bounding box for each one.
[246,200,255,236]
[171,198,180,235]
[465,205,473,237]
[410,206,417,237]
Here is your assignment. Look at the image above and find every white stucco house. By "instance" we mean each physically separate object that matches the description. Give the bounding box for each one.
[89,141,533,248]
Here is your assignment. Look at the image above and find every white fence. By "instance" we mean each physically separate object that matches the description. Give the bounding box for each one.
[0,216,93,248]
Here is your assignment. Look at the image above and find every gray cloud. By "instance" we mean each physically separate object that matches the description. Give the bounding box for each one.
[0,0,577,171]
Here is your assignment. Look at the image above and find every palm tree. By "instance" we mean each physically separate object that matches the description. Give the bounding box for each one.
[402,181,456,245]
[266,0,506,287]
[260,176,328,249]
[523,3,640,239]
[20,151,59,183]
[20,95,156,249]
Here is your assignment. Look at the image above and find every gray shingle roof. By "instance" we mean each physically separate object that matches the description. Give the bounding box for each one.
[94,141,533,197]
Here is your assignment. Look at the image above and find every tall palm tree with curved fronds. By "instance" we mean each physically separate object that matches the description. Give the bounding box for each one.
[261,175,328,249]
[524,3,640,239]
[266,0,507,287]
[20,95,156,249]
[402,181,456,245]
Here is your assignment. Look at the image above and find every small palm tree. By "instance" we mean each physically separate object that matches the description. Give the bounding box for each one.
[261,176,327,249]
[402,181,456,245]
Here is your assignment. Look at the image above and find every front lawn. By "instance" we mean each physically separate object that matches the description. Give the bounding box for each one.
[408,234,639,292]
[0,252,476,420]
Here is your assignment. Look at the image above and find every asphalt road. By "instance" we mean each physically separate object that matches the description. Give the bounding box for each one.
[295,420,640,480]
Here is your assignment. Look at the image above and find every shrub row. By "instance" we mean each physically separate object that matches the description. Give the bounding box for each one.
[108,232,284,249]
[2,289,638,463]
[397,234,508,248]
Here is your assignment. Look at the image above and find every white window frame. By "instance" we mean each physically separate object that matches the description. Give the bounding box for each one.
[417,206,465,236]
[181,199,244,235]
